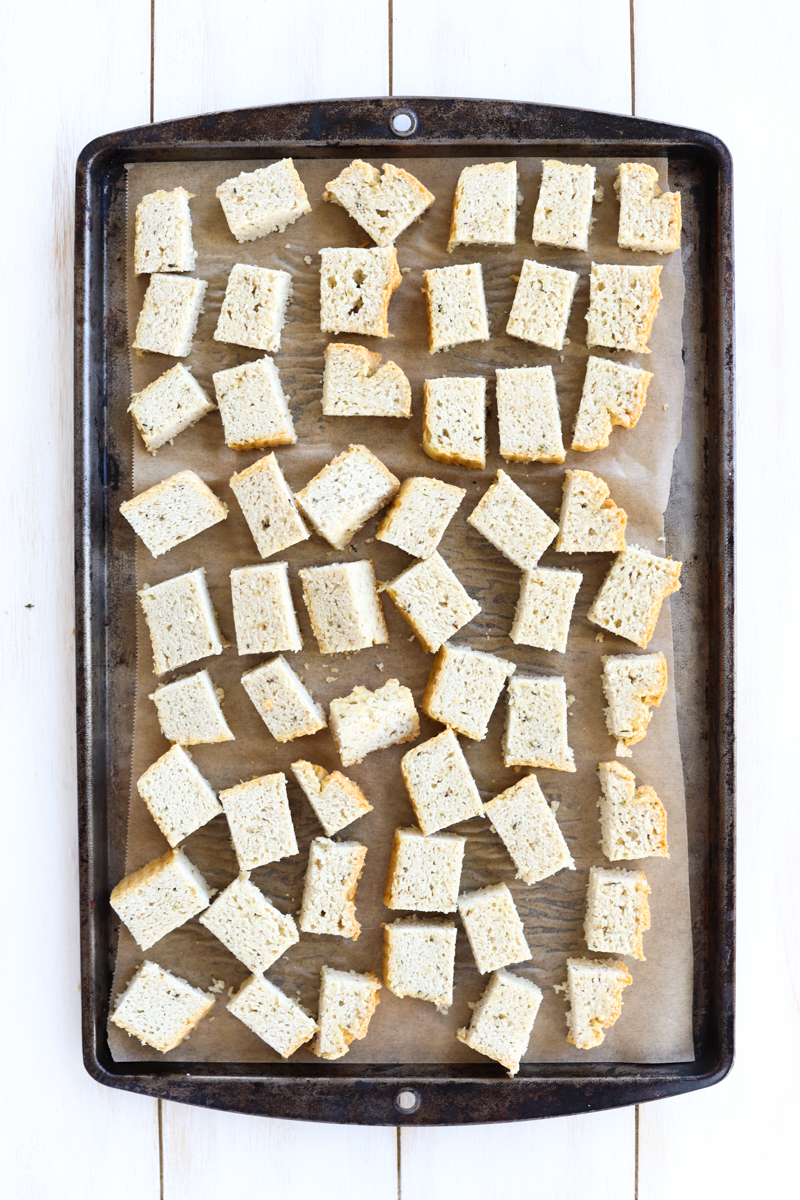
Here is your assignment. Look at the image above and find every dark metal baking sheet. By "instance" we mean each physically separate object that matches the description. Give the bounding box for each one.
[75,97,734,1125]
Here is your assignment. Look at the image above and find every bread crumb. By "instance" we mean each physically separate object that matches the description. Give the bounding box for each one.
[594,186,604,202]
[376,662,384,670]
[209,978,226,994]
[303,255,312,265]
[657,536,666,543]
[663,404,668,410]
[285,244,291,249]
[566,694,575,707]
[550,800,560,813]
[595,631,605,641]
[326,676,336,683]
[401,267,411,274]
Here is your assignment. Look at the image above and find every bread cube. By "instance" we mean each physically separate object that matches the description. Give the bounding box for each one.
[214,263,292,352]
[601,652,668,754]
[584,865,651,960]
[132,273,207,357]
[199,874,299,973]
[423,263,489,353]
[598,760,669,861]
[458,883,531,974]
[383,827,465,913]
[230,562,303,656]
[554,469,627,554]
[134,187,197,274]
[110,848,212,951]
[319,246,402,337]
[309,966,382,1060]
[447,161,517,251]
[422,643,515,741]
[241,654,326,742]
[298,560,388,654]
[586,263,663,353]
[615,162,681,254]
[129,363,215,453]
[149,669,234,746]
[139,567,227,676]
[384,552,480,653]
[329,679,419,768]
[110,961,214,1053]
[216,158,311,242]
[562,957,633,1049]
[227,974,318,1058]
[495,365,564,464]
[467,470,558,570]
[572,356,653,452]
[219,772,298,871]
[456,969,543,1076]
[506,259,578,351]
[382,917,457,1012]
[299,836,367,939]
[510,567,582,653]
[401,727,483,836]
[484,773,574,885]
[504,676,575,772]
[422,376,486,469]
[587,544,681,648]
[136,743,222,848]
[291,760,373,837]
[120,470,227,558]
[212,355,295,450]
[532,160,596,251]
[229,453,310,560]
[295,444,399,550]
[322,343,411,418]
[324,159,434,246]
[376,476,465,559]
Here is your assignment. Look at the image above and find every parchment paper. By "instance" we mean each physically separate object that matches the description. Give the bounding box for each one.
[109,154,694,1064]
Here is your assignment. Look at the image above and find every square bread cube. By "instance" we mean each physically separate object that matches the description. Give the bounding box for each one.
[214,263,292,352]
[132,273,207,357]
[216,158,311,242]
[510,567,582,653]
[220,771,298,871]
[329,679,419,768]
[324,160,434,246]
[587,544,681,648]
[423,263,489,353]
[563,956,632,1049]
[506,259,578,351]
[504,676,575,772]
[401,727,484,836]
[319,246,402,337]
[615,162,681,254]
[555,469,627,554]
[120,470,228,558]
[376,476,465,559]
[230,562,302,656]
[295,443,399,550]
[212,355,295,451]
[136,743,222,848]
[383,917,457,1012]
[299,837,367,939]
[456,969,543,1076]
[572,356,653,452]
[129,363,215,453]
[229,453,310,560]
[134,187,197,274]
[199,874,299,973]
[467,470,558,571]
[384,552,480,653]
[496,365,565,464]
[383,827,465,913]
[110,848,212,951]
[602,652,667,754]
[586,263,663,353]
[149,669,234,746]
[584,865,651,960]
[299,560,388,654]
[110,961,214,1053]
[310,966,382,1060]
[598,761,669,861]
[291,760,373,837]
[227,974,318,1058]
[458,883,531,974]
[447,161,517,252]
[322,343,411,418]
[139,567,227,676]
[484,773,574,885]
[422,376,486,469]
[532,160,596,251]
[241,655,326,742]
[422,643,515,741]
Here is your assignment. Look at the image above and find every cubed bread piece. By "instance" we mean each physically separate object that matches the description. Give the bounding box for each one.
[241,655,326,742]
[214,263,292,352]
[456,969,543,1076]
[229,453,310,560]
[615,162,681,254]
[212,355,295,450]
[484,773,575,885]
[291,760,373,837]
[506,260,578,351]
[376,476,465,559]
[216,158,311,242]
[134,187,197,274]
[324,159,434,246]
[199,874,299,973]
[227,974,318,1057]
[110,961,214,1053]
[322,343,411,417]
[586,263,663,353]
[458,883,531,974]
[132,273,207,357]
[298,560,388,654]
[299,837,367,939]
[219,772,298,870]
[467,470,558,570]
[319,246,402,337]
[382,917,457,1012]
[139,567,227,676]
[136,743,222,848]
[601,652,667,753]
[422,642,515,741]
[532,160,596,251]
[510,567,582,653]
[401,727,484,836]
[447,161,518,251]
[562,956,633,1049]
[383,826,465,913]
[587,544,681,648]
[423,263,489,353]
[422,376,486,469]
[598,760,669,860]
[110,848,212,951]
[120,470,228,558]
[230,562,302,656]
[584,865,651,960]
[384,552,481,653]
[504,676,575,772]
[309,966,382,1060]
[555,469,627,554]
[329,679,419,768]
[129,363,215,453]
[496,365,565,464]
[150,669,234,746]
[294,444,399,551]
[572,356,653,452]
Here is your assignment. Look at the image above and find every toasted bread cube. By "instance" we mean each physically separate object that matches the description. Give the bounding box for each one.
[230,562,302,656]
[586,263,662,353]
[227,975,318,1057]
[212,355,295,450]
[319,246,402,337]
[220,772,298,870]
[584,865,651,960]
[467,470,557,571]
[510,567,582,653]
[295,443,399,551]
[458,883,531,974]
[241,654,326,742]
[121,470,227,558]
[615,163,681,254]
[110,961,214,1053]
[602,652,667,754]
[401,727,484,836]
[496,365,565,464]
[423,263,489,353]
[504,676,575,772]
[309,966,382,1060]
[229,453,310,560]
[134,187,197,274]
[422,376,486,469]
[139,567,227,676]
[299,836,367,939]
[291,760,373,837]
[129,363,214,453]
[572,356,653,452]
[506,260,577,351]
[422,642,515,741]
[322,343,411,417]
[383,827,465,913]
[110,848,212,951]
[149,669,234,746]
[324,159,434,246]
[485,773,574,885]
[555,469,627,554]
[136,744,222,848]
[132,273,207,357]
[562,957,633,1049]
[216,158,311,242]
[447,161,517,251]
[598,760,669,860]
[329,679,419,768]
[384,552,481,653]
[376,476,465,560]
[214,263,292,352]
[456,969,543,1076]
[588,544,681,648]
[383,917,457,1012]
[199,874,299,973]
[299,560,388,654]
[532,160,596,251]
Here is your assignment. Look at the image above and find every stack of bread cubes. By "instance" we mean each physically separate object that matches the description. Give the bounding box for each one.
[111,153,682,1071]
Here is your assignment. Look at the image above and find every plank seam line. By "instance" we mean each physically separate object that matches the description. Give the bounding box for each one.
[635,1103,639,1199]
[150,0,155,122]
[396,1126,402,1199]
[158,1099,164,1200]
[388,0,394,96]
[629,0,636,115]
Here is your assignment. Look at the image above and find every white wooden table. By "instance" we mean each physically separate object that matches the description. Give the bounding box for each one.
[3,1,798,1195]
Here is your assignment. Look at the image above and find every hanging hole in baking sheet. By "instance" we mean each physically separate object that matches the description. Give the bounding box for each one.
[390,109,417,137]
[394,1087,421,1114]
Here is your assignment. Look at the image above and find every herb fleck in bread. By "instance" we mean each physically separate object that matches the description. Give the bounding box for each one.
[295,443,399,551]
[504,675,575,772]
[562,956,632,1049]
[584,865,651,960]
[241,655,326,742]
[456,969,542,1076]
[132,273,207,357]
[110,848,213,951]
[199,874,299,973]
[214,263,292,352]
[615,162,681,254]
[383,826,465,913]
[384,552,480,653]
[324,160,434,246]
[401,727,484,836]
[129,363,214,453]
[136,744,222,848]
[572,356,653,452]
[319,246,402,337]
[422,642,515,741]
[299,560,388,654]
[111,961,214,1053]
[383,917,457,1012]
[120,470,228,558]
[587,544,681,648]
[216,158,311,242]
[555,469,627,554]
[299,836,367,939]
[376,476,465,559]
[496,365,565,464]
[447,162,518,251]
[532,160,596,250]
[310,966,382,1060]
[149,669,234,745]
[510,567,582,653]
[322,343,411,417]
[134,187,197,274]
[598,760,669,860]
[506,260,578,351]
[227,974,318,1058]
[458,883,531,974]
[329,679,419,768]
[229,453,310,560]
[219,772,299,870]
[601,652,667,753]
[586,263,662,353]
[484,773,574,885]
[467,470,558,570]
[291,760,373,837]
[139,567,227,675]
[423,264,489,353]
[212,355,295,450]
